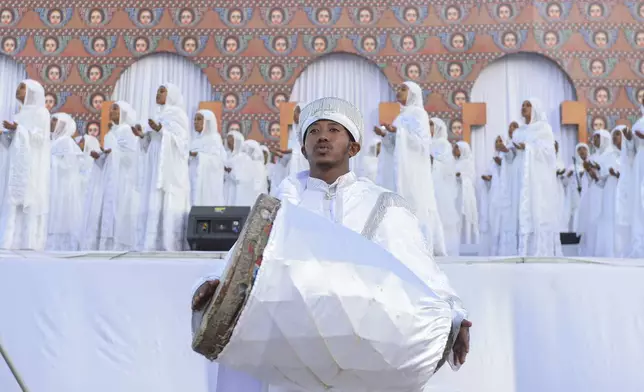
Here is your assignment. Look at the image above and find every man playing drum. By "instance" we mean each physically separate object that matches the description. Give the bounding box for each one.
[192,97,471,392]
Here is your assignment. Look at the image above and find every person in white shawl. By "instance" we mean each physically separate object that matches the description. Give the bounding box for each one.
[563,143,590,233]
[189,110,226,206]
[554,141,568,232]
[79,131,107,250]
[610,127,631,256]
[133,83,190,251]
[99,101,141,251]
[228,140,267,206]
[623,102,644,257]
[453,141,479,249]
[46,113,84,251]
[223,130,245,204]
[513,98,562,256]
[429,117,459,256]
[0,80,51,250]
[375,81,445,256]
[359,136,381,182]
[285,103,309,176]
[260,144,270,194]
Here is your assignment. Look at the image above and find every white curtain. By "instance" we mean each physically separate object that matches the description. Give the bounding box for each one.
[290,53,394,173]
[0,55,27,121]
[470,53,577,174]
[112,53,212,128]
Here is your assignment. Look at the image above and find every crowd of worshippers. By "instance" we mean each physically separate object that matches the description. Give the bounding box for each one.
[1,79,643,257]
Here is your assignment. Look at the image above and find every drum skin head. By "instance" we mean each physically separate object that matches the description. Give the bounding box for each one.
[192,194,281,360]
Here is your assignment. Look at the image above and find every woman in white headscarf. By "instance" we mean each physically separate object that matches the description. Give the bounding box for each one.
[624,105,644,257]
[429,117,458,256]
[0,80,51,250]
[223,130,245,204]
[230,140,266,206]
[453,141,479,249]
[46,113,84,250]
[375,81,445,256]
[98,101,141,251]
[189,110,226,206]
[133,83,190,251]
[287,103,309,176]
[554,141,568,232]
[259,145,271,194]
[360,137,381,182]
[563,143,590,233]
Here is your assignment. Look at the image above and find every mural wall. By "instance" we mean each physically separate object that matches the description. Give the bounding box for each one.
[1,1,643,142]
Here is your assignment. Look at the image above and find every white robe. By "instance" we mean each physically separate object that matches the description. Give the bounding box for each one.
[137,84,191,251]
[377,83,444,256]
[268,154,290,197]
[454,141,479,248]
[359,137,381,182]
[224,131,245,205]
[0,80,51,250]
[562,144,589,233]
[287,123,309,176]
[198,171,467,392]
[229,140,266,207]
[100,102,141,251]
[46,113,84,251]
[190,110,226,206]
[626,111,644,257]
[79,134,106,250]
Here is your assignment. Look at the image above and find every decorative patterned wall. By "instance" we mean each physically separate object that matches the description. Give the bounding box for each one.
[1,1,643,142]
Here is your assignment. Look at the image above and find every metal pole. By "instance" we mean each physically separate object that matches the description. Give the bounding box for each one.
[0,339,28,392]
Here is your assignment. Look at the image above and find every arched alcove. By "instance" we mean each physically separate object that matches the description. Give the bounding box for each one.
[290,52,394,173]
[470,52,577,173]
[112,53,212,124]
[0,55,27,121]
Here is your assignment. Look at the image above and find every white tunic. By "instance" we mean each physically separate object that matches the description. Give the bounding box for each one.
[189,110,226,206]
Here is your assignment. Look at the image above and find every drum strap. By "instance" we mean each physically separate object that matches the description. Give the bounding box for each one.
[360,191,412,240]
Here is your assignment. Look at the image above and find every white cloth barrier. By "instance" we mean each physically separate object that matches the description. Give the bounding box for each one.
[1,252,643,392]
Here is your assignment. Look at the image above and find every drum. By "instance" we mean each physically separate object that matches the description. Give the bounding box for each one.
[192,194,456,392]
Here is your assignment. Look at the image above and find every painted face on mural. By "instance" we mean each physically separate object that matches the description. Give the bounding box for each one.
[93,37,107,53]
[358,8,372,24]
[228,122,241,134]
[593,31,608,47]
[453,91,468,107]
[401,35,416,51]
[87,122,100,137]
[44,37,58,53]
[273,37,288,53]
[47,65,61,81]
[270,65,284,81]
[590,60,605,76]
[595,88,609,104]
[138,9,153,25]
[90,9,104,25]
[273,93,287,108]
[228,65,242,81]
[92,94,105,111]
[636,31,644,47]
[451,120,463,136]
[313,36,327,53]
[269,8,284,25]
[637,88,644,105]
[449,62,463,78]
[135,37,148,53]
[588,3,603,18]
[362,36,377,52]
[547,3,562,19]
[404,7,419,23]
[592,117,606,131]
[180,9,194,25]
[45,93,57,111]
[48,9,63,25]
[406,64,421,80]
[2,37,16,53]
[225,37,239,53]
[497,4,512,20]
[316,8,331,24]
[229,9,243,25]
[225,94,238,110]
[1,9,13,25]
[183,37,198,53]
[503,32,517,48]
[88,65,103,81]
[544,31,558,47]
[451,33,465,49]
[445,6,461,21]
[270,122,280,137]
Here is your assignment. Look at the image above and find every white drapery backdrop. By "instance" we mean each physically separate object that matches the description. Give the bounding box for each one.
[290,53,394,173]
[112,53,213,129]
[470,53,577,174]
[0,55,27,121]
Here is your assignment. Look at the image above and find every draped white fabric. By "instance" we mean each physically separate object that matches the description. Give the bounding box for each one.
[112,53,212,126]
[289,53,395,174]
[0,55,27,121]
[470,53,577,175]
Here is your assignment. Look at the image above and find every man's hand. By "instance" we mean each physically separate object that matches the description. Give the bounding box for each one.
[373,126,386,137]
[3,121,17,131]
[190,151,198,157]
[481,175,492,181]
[609,167,620,178]
[453,319,472,366]
[148,119,161,132]
[383,123,397,133]
[224,167,232,173]
[90,151,101,159]
[102,148,112,155]
[514,142,525,150]
[132,125,144,138]
[192,280,220,311]
[624,127,633,141]
[567,170,574,178]
[493,156,502,165]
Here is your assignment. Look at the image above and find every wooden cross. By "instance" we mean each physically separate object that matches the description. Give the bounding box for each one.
[279,102,298,150]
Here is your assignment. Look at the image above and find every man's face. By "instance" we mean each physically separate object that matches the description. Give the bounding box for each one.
[270,9,283,25]
[594,32,608,47]
[303,120,357,168]
[270,66,283,80]
[229,10,243,24]
[109,103,120,123]
[139,10,153,25]
[194,113,204,132]
[503,33,517,48]
[225,94,237,110]
[446,6,460,21]
[92,95,104,110]
[90,10,103,24]
[89,66,102,81]
[613,130,622,149]
[45,94,56,110]
[48,66,61,81]
[135,38,147,53]
[313,37,326,52]
[156,86,167,105]
[363,37,376,52]
[404,7,418,23]
[49,10,62,25]
[3,38,16,53]
[595,88,609,104]
[94,38,106,53]
[225,38,238,53]
[407,65,420,80]
[402,36,415,51]
[591,60,604,75]
[1,10,13,25]
[226,134,235,149]
[578,146,589,160]
[452,34,465,49]
[449,63,462,78]
[593,133,601,148]
[498,5,512,19]
[45,38,57,52]
[228,66,242,81]
[317,9,330,24]
[359,9,372,24]
[545,32,558,47]
[396,84,409,105]
[180,10,193,25]
[274,37,287,52]
[184,38,197,53]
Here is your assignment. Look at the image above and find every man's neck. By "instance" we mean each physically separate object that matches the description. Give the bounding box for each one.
[309,165,350,185]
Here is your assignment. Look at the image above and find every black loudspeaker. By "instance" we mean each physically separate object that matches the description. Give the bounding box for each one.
[560,232,581,245]
[187,206,251,251]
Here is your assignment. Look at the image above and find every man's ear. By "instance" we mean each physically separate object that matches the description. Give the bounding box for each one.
[301,144,308,159]
[348,142,361,157]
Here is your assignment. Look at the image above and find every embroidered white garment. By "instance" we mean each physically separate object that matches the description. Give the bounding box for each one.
[454,141,479,248]
[137,83,191,251]
[46,113,84,251]
[224,130,245,204]
[189,109,226,206]
[0,79,51,250]
[79,133,105,250]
